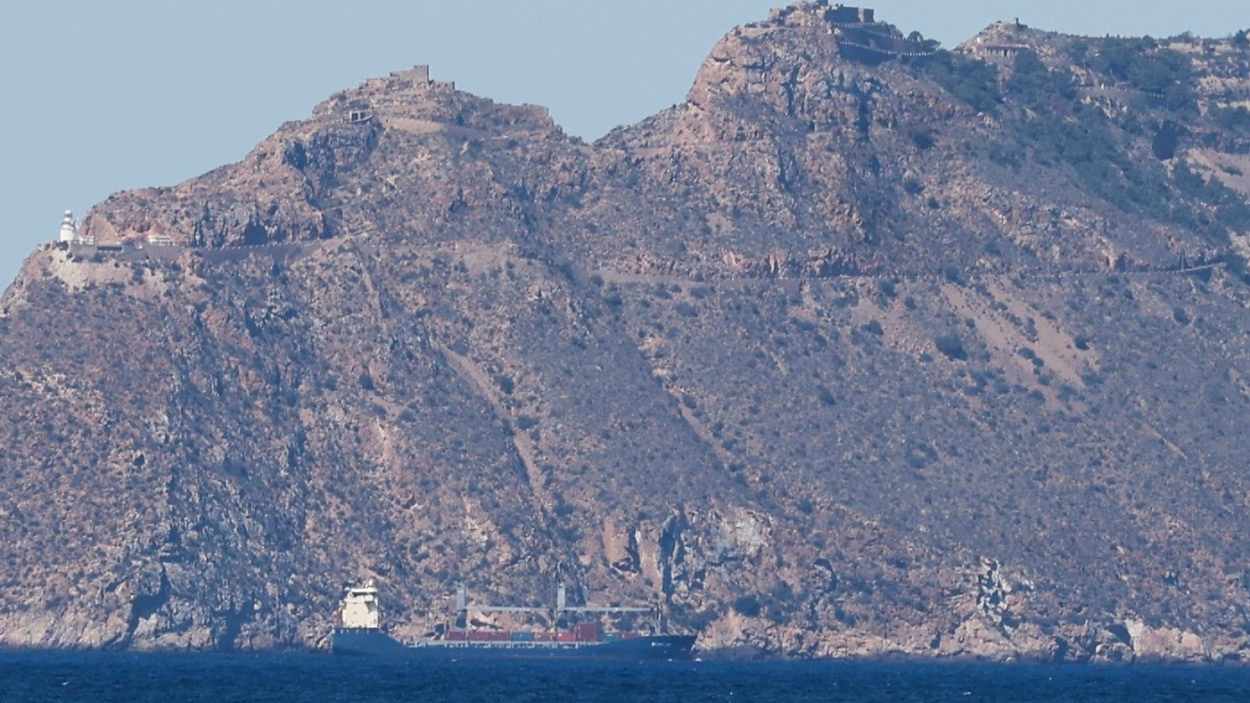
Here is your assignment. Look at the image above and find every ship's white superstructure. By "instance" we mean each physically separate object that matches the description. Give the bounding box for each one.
[340,583,382,629]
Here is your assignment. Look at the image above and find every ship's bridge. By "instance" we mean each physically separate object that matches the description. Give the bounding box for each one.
[340,584,381,630]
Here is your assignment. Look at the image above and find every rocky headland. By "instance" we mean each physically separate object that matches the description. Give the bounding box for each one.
[3,2,1250,662]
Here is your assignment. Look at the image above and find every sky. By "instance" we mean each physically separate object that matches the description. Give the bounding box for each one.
[0,1,1244,289]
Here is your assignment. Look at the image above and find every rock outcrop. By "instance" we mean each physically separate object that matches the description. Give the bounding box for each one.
[3,3,1250,661]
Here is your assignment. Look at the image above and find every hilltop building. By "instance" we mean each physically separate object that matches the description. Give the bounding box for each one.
[978,43,1032,59]
[959,19,1035,62]
[58,210,77,243]
[338,64,459,125]
[828,3,875,24]
[57,210,95,245]
[57,210,98,247]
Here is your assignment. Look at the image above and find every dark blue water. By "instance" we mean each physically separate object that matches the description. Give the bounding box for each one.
[4,651,1250,702]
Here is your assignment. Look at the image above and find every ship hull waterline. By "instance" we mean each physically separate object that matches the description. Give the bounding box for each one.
[332,629,697,660]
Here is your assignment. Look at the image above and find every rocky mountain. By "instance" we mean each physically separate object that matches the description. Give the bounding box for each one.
[3,2,1250,661]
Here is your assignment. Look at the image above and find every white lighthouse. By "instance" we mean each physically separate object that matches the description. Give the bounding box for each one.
[58,210,78,243]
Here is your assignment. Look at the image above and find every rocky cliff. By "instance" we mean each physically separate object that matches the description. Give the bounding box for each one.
[3,2,1250,662]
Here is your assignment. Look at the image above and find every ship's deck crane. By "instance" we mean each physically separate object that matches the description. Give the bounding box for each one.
[454,583,660,631]
[555,583,653,614]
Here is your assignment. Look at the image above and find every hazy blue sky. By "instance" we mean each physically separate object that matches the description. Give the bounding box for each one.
[1,1,1244,288]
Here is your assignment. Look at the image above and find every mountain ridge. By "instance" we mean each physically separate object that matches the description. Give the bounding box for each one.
[3,2,1250,662]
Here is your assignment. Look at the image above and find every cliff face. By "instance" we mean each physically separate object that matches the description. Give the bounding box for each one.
[3,2,1250,661]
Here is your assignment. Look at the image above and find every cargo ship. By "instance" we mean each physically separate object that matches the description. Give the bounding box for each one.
[331,582,696,660]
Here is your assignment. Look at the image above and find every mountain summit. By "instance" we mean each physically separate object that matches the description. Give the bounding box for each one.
[2,3,1250,660]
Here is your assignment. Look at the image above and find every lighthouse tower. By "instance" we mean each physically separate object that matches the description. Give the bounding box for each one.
[58,210,78,243]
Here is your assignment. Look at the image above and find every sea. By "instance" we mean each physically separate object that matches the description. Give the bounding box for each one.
[4,651,1250,702]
